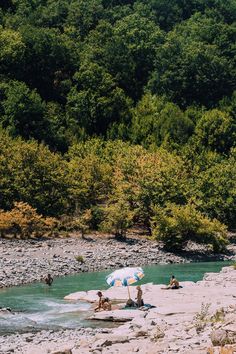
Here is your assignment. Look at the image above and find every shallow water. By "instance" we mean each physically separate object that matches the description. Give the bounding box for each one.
[0,261,233,334]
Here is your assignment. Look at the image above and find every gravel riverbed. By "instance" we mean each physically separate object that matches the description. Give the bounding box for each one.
[0,234,236,288]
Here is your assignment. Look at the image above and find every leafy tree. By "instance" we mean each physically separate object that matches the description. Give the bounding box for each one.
[131,93,194,147]
[66,62,131,136]
[107,13,163,99]
[0,131,70,215]
[102,0,135,7]
[73,209,93,238]
[101,200,134,238]
[81,20,114,67]
[184,105,205,125]
[0,0,236,248]
[148,14,236,107]
[82,14,163,100]
[131,94,167,146]
[103,4,133,23]
[194,109,236,153]
[103,143,188,229]
[19,25,76,101]
[0,80,47,141]
[66,0,104,39]
[136,0,236,30]
[67,143,113,211]
[32,0,70,29]
[136,0,183,30]
[219,91,236,119]
[44,102,70,152]
[151,203,228,252]
[0,27,25,74]
[156,103,194,147]
[204,0,236,24]
[192,150,236,227]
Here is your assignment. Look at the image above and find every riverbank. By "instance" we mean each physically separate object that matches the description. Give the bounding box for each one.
[1,266,236,353]
[1,234,236,288]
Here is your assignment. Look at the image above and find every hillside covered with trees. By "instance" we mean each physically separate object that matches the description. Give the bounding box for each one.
[0,0,236,251]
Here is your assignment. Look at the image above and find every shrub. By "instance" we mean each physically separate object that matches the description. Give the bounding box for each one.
[75,255,85,263]
[194,302,211,333]
[0,202,58,238]
[151,203,228,252]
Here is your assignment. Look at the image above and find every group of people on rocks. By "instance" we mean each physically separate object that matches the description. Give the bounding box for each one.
[94,291,112,312]
[95,284,144,312]
[42,273,181,312]
[95,275,181,312]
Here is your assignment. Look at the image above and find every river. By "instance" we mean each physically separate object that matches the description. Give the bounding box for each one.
[0,261,233,334]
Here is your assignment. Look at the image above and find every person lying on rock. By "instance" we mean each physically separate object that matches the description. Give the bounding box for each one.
[44,274,53,286]
[136,286,144,307]
[95,291,105,312]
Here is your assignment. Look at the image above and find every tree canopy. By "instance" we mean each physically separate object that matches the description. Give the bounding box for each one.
[0,0,236,250]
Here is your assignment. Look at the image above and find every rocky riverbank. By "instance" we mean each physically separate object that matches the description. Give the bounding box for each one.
[1,266,236,354]
[0,234,236,288]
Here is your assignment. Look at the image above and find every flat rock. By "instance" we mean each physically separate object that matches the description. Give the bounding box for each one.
[94,334,129,344]
[89,309,145,322]
[64,283,154,302]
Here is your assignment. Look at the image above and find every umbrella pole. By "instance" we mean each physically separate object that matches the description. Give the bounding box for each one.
[127,285,131,299]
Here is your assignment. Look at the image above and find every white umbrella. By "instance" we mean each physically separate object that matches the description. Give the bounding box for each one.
[106,267,144,298]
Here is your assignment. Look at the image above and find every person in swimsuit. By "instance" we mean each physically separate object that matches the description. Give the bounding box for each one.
[44,274,53,286]
[162,275,182,290]
[136,285,144,307]
[169,275,180,289]
[95,291,105,312]
[102,297,112,311]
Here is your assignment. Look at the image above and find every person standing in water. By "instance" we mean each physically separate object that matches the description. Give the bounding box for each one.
[44,274,53,286]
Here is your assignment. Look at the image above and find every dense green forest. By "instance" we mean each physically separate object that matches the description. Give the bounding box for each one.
[0,0,236,251]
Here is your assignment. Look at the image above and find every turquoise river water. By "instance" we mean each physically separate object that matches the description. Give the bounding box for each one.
[0,261,233,334]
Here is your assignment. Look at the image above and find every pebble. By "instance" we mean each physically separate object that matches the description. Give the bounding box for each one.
[0,237,235,288]
[1,238,236,354]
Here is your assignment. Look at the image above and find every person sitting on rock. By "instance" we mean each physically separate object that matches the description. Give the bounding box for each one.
[95,291,105,312]
[168,275,180,289]
[44,274,53,286]
[136,286,144,307]
[125,298,136,307]
[162,275,183,290]
[102,297,112,311]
